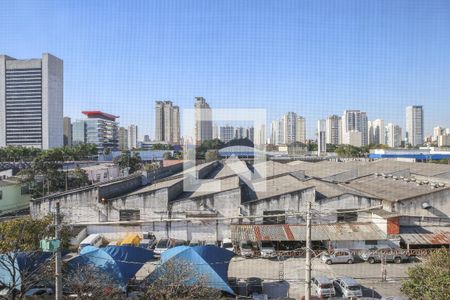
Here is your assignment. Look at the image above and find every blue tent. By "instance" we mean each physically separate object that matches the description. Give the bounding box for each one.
[147,245,235,294]
[67,246,153,289]
[0,252,53,290]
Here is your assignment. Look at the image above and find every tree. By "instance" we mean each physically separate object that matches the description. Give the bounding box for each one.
[113,151,143,174]
[69,167,90,188]
[0,217,62,299]
[151,144,172,151]
[205,150,219,162]
[144,260,222,300]
[163,152,172,160]
[401,248,450,300]
[63,264,123,300]
[336,144,366,158]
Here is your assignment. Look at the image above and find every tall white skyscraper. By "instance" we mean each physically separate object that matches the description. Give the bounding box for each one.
[154,101,180,144]
[212,123,219,139]
[317,120,327,155]
[406,106,424,147]
[194,97,212,144]
[325,115,342,145]
[270,120,279,145]
[118,126,128,151]
[368,119,385,145]
[127,125,138,149]
[296,116,306,143]
[386,123,402,148]
[0,53,63,149]
[342,110,368,146]
[278,112,306,145]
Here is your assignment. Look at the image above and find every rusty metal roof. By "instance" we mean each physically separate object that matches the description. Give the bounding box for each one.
[400,226,450,245]
[231,223,387,242]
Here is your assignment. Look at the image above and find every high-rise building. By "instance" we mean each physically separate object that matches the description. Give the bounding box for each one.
[254,124,266,147]
[325,115,342,145]
[212,123,219,139]
[433,126,444,143]
[72,120,86,145]
[406,106,424,147]
[368,119,385,145]
[342,110,368,146]
[0,53,63,149]
[118,126,128,151]
[82,111,119,152]
[270,120,279,145]
[278,112,306,145]
[234,127,245,139]
[154,101,180,144]
[127,125,138,149]
[386,123,402,148]
[317,120,327,155]
[296,116,306,144]
[220,125,234,143]
[144,135,150,142]
[194,97,212,144]
[245,127,254,142]
[63,117,72,146]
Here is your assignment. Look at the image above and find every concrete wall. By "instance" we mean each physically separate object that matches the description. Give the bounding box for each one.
[242,188,316,219]
[98,175,143,200]
[392,188,450,218]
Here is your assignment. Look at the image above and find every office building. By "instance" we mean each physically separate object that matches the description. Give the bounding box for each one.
[270,120,280,145]
[438,135,450,147]
[63,117,72,146]
[406,106,424,147]
[342,110,368,147]
[254,124,266,146]
[194,97,212,144]
[296,116,306,143]
[212,123,219,139]
[0,53,63,149]
[118,127,128,151]
[317,120,327,155]
[368,119,385,145]
[386,123,402,148]
[245,127,254,142]
[277,112,306,145]
[155,101,180,144]
[127,124,138,149]
[72,120,86,145]
[143,135,150,142]
[234,127,245,139]
[326,115,342,145]
[82,111,119,152]
[220,125,234,143]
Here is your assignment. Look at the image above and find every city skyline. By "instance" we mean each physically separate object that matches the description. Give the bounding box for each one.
[1,1,450,140]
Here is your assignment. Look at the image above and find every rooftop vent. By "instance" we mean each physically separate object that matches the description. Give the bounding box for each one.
[422,202,432,210]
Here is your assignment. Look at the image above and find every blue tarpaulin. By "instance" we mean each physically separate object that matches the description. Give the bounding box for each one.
[147,245,235,294]
[67,246,153,289]
[0,252,53,289]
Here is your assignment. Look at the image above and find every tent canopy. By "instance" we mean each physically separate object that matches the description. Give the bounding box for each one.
[149,245,235,294]
[0,252,52,290]
[68,245,153,289]
[118,234,141,246]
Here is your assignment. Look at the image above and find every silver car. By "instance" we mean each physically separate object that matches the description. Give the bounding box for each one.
[321,249,355,265]
[360,247,409,264]
[333,277,363,299]
[312,276,336,298]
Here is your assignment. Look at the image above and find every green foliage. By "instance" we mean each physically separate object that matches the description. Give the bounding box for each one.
[0,216,70,252]
[326,144,337,152]
[196,139,224,159]
[151,143,173,150]
[336,144,367,157]
[163,152,172,160]
[401,248,450,300]
[0,145,42,162]
[113,151,143,174]
[205,150,219,162]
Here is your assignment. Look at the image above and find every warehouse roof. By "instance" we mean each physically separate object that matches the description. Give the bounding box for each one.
[400,226,450,245]
[230,223,387,242]
[345,174,450,202]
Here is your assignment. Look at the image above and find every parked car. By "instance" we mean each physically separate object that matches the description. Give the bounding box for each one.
[360,247,409,264]
[204,240,218,246]
[78,234,103,252]
[189,240,204,247]
[154,238,172,256]
[311,276,336,298]
[259,241,276,258]
[221,238,235,252]
[321,249,354,265]
[24,287,54,297]
[239,240,255,257]
[173,239,187,247]
[333,277,363,299]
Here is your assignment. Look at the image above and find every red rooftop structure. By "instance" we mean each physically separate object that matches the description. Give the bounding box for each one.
[81,111,119,121]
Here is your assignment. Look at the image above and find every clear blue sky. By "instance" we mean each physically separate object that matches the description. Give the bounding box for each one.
[1,0,450,139]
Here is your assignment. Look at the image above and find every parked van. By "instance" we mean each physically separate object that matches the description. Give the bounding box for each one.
[259,241,276,258]
[311,276,336,298]
[78,234,103,252]
[333,277,363,298]
[239,241,255,257]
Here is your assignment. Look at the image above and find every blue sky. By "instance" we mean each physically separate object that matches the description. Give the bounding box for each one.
[1,0,450,139]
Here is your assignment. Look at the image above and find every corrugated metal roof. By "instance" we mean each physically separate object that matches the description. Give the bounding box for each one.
[231,223,387,242]
[400,226,450,245]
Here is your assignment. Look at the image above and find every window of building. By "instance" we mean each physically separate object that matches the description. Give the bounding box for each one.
[119,210,140,221]
[365,240,378,246]
[263,210,286,224]
[337,211,358,222]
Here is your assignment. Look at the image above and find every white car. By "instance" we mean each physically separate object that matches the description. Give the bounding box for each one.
[239,241,254,257]
[312,276,336,298]
[153,239,172,256]
[259,241,276,258]
[221,238,235,252]
[333,277,363,299]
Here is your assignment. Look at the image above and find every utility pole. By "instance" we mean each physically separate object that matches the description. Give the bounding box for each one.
[304,201,312,300]
[54,202,63,300]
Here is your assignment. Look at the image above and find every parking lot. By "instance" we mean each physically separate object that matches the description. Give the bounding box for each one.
[136,255,414,299]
